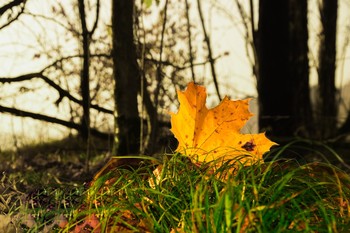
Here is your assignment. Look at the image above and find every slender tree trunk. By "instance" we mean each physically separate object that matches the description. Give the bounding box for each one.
[78,0,91,142]
[197,0,221,101]
[318,0,338,138]
[112,0,141,155]
[185,0,195,82]
[146,0,168,155]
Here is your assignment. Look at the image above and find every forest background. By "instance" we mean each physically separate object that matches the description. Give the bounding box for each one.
[1,0,350,158]
[3,1,350,231]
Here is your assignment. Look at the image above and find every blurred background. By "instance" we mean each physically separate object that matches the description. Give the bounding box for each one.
[1,0,350,160]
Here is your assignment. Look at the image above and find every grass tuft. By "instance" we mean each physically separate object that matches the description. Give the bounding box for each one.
[64,152,350,232]
[2,139,350,232]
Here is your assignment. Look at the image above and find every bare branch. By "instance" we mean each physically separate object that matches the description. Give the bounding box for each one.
[145,54,226,71]
[154,0,169,106]
[90,0,100,35]
[0,0,25,15]
[23,11,80,38]
[0,73,113,114]
[41,53,110,73]
[0,104,111,139]
[0,0,26,30]
[196,0,221,101]
[234,0,258,78]
[147,0,169,154]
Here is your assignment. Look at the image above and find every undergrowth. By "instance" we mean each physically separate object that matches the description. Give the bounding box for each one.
[1,141,350,232]
[65,153,350,232]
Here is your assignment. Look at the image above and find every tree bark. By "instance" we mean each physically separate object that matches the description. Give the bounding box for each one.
[112,0,141,155]
[257,0,290,138]
[317,0,338,138]
[78,0,91,142]
[288,0,312,136]
[257,0,312,140]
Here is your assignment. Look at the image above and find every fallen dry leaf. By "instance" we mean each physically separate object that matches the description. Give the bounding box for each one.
[170,82,276,165]
[74,214,101,233]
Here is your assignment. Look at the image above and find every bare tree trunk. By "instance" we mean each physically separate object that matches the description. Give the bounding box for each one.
[257,0,312,140]
[317,0,338,138]
[257,0,290,138]
[78,0,91,142]
[288,0,313,137]
[112,0,141,155]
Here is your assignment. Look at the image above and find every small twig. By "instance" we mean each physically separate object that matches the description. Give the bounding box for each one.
[185,0,196,82]
[196,0,221,101]
[148,0,169,154]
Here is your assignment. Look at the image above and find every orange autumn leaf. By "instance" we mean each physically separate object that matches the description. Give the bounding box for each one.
[170,82,277,165]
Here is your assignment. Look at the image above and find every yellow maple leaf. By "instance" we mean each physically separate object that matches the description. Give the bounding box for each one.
[170,82,277,165]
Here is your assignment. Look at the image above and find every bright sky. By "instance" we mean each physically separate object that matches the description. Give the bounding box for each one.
[1,0,350,149]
